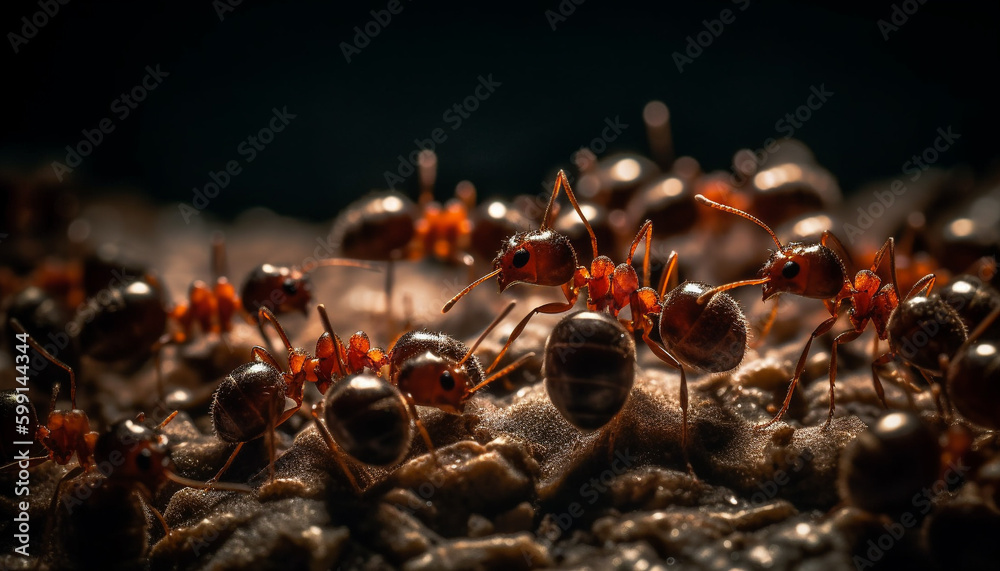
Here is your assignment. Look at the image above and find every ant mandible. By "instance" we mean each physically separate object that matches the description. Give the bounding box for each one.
[694,194,920,428]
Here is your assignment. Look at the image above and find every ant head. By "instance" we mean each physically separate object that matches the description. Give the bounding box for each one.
[760,243,845,301]
[41,409,91,466]
[95,419,173,493]
[241,264,313,320]
[393,351,479,415]
[493,229,578,292]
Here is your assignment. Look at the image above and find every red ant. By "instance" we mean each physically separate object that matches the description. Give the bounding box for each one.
[694,194,942,428]
[3,320,248,566]
[315,301,529,458]
[209,302,528,492]
[442,171,748,460]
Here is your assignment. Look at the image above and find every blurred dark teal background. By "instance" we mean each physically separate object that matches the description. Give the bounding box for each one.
[2,0,998,220]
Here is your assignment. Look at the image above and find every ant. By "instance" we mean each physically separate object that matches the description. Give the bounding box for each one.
[442,171,748,459]
[209,301,527,492]
[331,150,478,266]
[3,320,248,566]
[947,305,1000,429]
[694,193,955,428]
[313,301,530,466]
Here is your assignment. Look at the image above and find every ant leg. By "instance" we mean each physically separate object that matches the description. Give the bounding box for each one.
[138,493,172,537]
[542,171,598,261]
[250,346,283,371]
[310,402,361,494]
[871,352,895,408]
[404,396,438,465]
[639,330,693,474]
[904,274,936,300]
[820,230,857,276]
[206,442,244,487]
[36,465,84,564]
[626,220,653,289]
[759,315,840,429]
[657,251,679,298]
[10,319,77,408]
[485,299,576,375]
[825,329,865,429]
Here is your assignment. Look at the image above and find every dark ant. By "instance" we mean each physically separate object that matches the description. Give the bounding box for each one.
[330,150,478,266]
[312,372,413,468]
[3,320,248,567]
[694,194,966,429]
[315,301,529,462]
[443,171,747,458]
[945,305,1000,429]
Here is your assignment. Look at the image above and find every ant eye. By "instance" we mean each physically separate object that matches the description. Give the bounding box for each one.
[136,449,152,471]
[282,279,298,295]
[512,249,530,269]
[439,370,455,391]
[782,261,800,280]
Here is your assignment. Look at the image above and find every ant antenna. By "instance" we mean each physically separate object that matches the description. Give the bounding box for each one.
[469,352,536,394]
[316,304,348,377]
[459,301,517,366]
[257,307,294,353]
[626,220,653,289]
[542,170,599,261]
[10,319,77,409]
[695,194,783,250]
[442,268,502,313]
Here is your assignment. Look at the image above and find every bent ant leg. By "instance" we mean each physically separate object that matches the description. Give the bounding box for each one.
[309,402,361,494]
[759,314,840,430]
[825,329,865,429]
[640,328,693,475]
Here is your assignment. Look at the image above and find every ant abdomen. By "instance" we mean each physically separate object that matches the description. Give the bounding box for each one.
[323,373,412,466]
[887,295,967,373]
[543,311,636,431]
[947,337,1000,429]
[659,281,747,372]
[211,361,288,444]
[938,275,1000,336]
[95,418,172,493]
[74,279,167,362]
[240,264,312,320]
[330,190,421,260]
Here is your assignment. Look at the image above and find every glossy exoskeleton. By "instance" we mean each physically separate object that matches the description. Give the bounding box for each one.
[946,306,1000,429]
[318,373,412,467]
[543,311,636,431]
[696,194,938,428]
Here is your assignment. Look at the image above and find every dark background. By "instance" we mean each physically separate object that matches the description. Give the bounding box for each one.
[2,0,998,221]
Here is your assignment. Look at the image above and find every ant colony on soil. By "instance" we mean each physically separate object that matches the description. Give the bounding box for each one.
[1,101,999,570]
